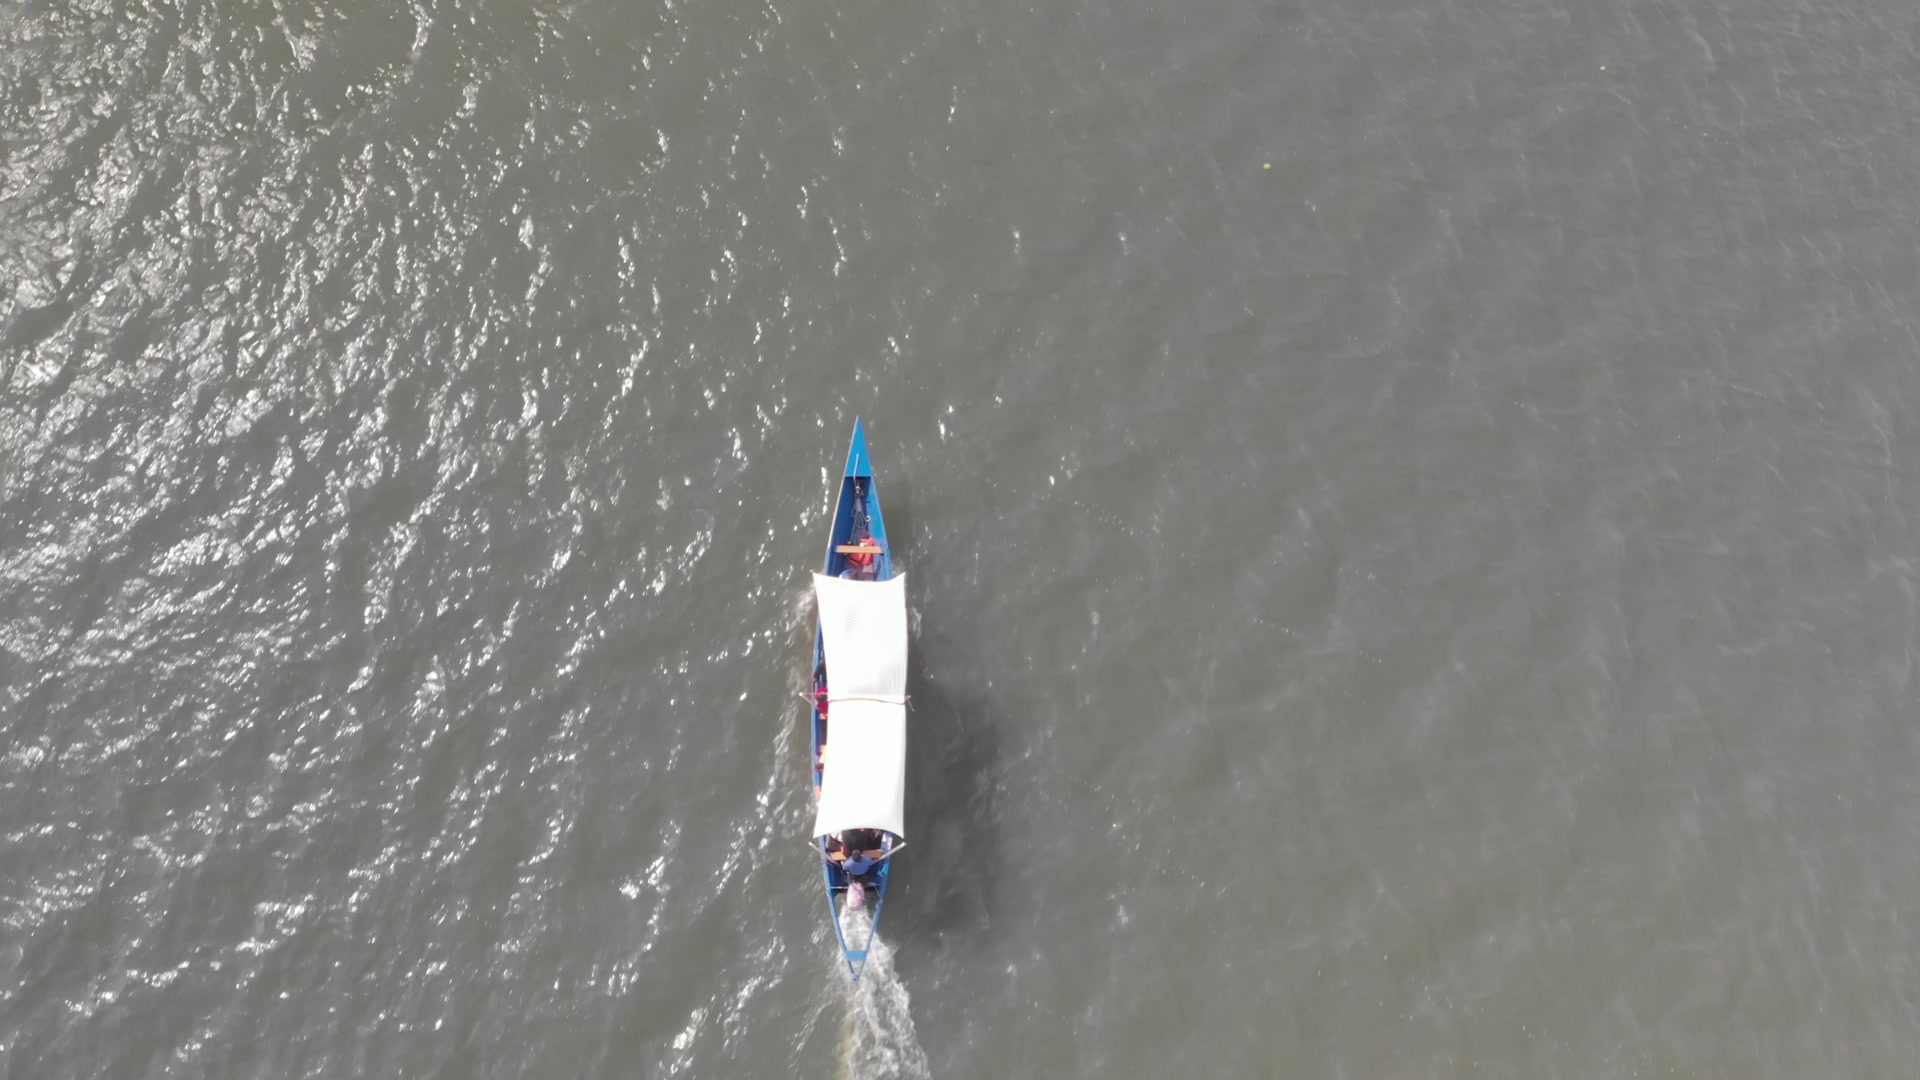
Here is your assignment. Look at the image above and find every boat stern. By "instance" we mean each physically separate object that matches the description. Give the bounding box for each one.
[844,949,870,981]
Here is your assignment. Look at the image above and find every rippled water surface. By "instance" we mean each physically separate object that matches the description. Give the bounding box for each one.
[6,0,1920,1076]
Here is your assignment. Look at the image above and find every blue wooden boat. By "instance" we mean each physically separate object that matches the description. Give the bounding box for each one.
[808,419,908,982]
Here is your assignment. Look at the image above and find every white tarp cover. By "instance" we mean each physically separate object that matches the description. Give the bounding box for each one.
[810,572,908,840]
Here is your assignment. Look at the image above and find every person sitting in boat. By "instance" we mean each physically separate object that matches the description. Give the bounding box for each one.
[842,849,878,879]
[812,672,830,769]
[840,540,876,581]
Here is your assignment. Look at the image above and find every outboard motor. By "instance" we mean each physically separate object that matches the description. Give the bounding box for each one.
[846,880,866,911]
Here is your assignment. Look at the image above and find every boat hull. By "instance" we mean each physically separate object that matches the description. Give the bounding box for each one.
[810,418,899,981]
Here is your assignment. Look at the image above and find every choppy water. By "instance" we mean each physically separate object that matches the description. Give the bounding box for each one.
[6,0,1920,1076]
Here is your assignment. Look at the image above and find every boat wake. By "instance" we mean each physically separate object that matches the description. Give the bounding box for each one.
[837,911,930,1080]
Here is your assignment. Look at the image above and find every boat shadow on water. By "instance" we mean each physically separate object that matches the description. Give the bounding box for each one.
[887,645,1004,952]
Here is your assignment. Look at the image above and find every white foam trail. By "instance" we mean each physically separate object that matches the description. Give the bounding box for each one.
[837,911,931,1080]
